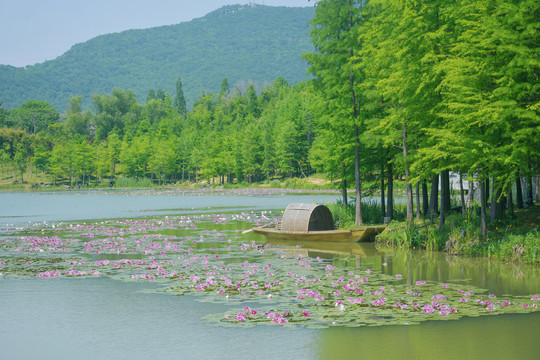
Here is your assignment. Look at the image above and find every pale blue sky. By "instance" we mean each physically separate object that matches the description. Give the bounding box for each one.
[0,0,314,67]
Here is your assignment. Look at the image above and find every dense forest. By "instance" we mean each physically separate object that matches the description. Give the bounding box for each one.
[0,0,538,240]
[0,5,314,111]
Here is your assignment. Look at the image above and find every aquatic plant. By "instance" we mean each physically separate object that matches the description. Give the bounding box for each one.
[0,211,538,329]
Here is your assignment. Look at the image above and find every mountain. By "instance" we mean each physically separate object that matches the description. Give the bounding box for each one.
[0,4,314,112]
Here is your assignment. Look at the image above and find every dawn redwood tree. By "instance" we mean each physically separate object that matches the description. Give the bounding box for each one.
[304,0,366,226]
[174,77,187,119]
[420,0,540,237]
[360,0,424,221]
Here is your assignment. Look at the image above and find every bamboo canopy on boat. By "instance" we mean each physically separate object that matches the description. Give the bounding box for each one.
[281,203,334,233]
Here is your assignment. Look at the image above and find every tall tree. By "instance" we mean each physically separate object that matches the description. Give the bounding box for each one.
[304,0,365,226]
[10,100,59,134]
[220,78,230,97]
[423,0,539,235]
[93,89,140,140]
[65,96,93,138]
[174,77,187,119]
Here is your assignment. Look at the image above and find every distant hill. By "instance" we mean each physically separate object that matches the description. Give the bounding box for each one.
[0,5,314,112]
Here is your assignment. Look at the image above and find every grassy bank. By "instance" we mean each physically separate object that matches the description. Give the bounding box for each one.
[329,200,539,265]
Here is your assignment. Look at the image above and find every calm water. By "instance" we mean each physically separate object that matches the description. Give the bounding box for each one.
[0,189,341,227]
[1,190,539,360]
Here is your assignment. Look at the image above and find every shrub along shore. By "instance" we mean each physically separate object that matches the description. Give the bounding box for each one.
[329,201,539,265]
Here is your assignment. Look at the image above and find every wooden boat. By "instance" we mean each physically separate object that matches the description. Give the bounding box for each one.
[253,226,385,243]
[248,203,384,243]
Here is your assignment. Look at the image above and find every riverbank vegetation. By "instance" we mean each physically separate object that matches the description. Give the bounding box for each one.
[0,0,538,262]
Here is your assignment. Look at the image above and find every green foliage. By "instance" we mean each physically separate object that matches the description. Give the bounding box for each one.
[377,205,540,264]
[173,77,187,117]
[8,100,59,134]
[327,200,406,228]
[492,231,540,264]
[93,89,141,139]
[0,101,8,127]
[65,96,92,138]
[0,5,314,112]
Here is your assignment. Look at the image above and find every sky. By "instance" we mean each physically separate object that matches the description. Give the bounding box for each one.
[0,0,314,67]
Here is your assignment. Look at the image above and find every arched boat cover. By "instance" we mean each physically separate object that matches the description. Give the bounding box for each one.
[281,203,334,233]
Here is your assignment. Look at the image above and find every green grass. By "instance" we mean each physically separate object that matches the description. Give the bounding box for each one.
[375,204,540,264]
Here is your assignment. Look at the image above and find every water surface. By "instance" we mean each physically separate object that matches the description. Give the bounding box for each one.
[0,190,538,360]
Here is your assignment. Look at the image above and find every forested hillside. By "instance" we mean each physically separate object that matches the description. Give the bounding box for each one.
[0,5,314,111]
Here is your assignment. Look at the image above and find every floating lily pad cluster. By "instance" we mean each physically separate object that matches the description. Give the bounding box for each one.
[0,212,538,328]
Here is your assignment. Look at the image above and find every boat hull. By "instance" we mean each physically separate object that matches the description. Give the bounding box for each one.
[253,227,385,243]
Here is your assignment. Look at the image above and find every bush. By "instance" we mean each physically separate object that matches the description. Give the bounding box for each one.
[327,199,406,228]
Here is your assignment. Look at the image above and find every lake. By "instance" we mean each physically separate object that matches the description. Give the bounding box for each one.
[1,190,539,360]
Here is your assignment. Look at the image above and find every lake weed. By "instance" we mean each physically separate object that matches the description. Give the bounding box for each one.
[0,212,538,329]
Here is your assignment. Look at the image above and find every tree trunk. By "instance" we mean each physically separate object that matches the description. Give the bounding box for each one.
[526,175,533,206]
[490,181,497,222]
[380,156,385,217]
[459,171,466,214]
[536,176,540,202]
[428,174,439,216]
[490,182,504,222]
[402,123,413,222]
[289,160,293,179]
[442,170,451,213]
[348,14,362,226]
[354,124,363,226]
[439,171,446,229]
[485,178,490,208]
[516,177,524,209]
[341,159,348,206]
[386,162,394,220]
[415,182,421,219]
[422,180,428,217]
[507,184,514,217]
[480,179,487,239]
[468,179,474,209]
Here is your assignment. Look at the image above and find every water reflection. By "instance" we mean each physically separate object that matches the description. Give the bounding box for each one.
[265,239,378,258]
[315,312,540,360]
[263,239,540,296]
